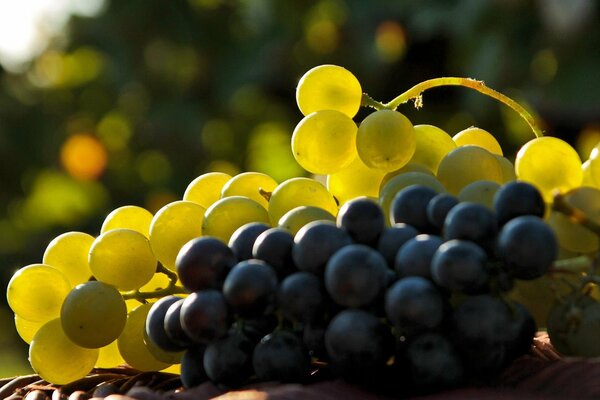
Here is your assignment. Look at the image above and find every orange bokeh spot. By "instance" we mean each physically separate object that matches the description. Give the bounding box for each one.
[375,21,407,63]
[60,134,108,180]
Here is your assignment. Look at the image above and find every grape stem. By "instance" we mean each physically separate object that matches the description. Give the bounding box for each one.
[552,192,600,236]
[362,77,544,138]
[122,263,186,301]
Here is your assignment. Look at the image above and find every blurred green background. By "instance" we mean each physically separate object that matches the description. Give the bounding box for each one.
[1,0,600,377]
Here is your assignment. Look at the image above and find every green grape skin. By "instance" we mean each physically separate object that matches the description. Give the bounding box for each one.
[457,180,501,209]
[437,145,503,195]
[379,172,446,225]
[380,162,434,190]
[410,124,457,173]
[29,318,99,384]
[453,127,503,155]
[149,200,205,271]
[101,205,154,237]
[144,328,184,364]
[356,110,416,172]
[546,301,577,355]
[90,228,157,291]
[268,177,338,225]
[547,211,599,254]
[220,171,278,209]
[61,281,127,349]
[292,110,358,175]
[563,186,600,225]
[7,264,72,322]
[42,231,95,287]
[96,339,126,368]
[582,159,600,189]
[296,64,362,118]
[278,206,336,236]
[326,156,386,206]
[183,172,232,209]
[203,196,270,243]
[118,304,171,371]
[14,315,44,344]
[515,137,583,202]
[566,302,600,357]
[494,155,517,183]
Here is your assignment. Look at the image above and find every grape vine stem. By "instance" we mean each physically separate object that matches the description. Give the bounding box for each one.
[122,263,186,301]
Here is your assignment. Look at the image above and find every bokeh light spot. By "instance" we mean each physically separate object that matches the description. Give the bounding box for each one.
[375,21,407,63]
[60,133,108,180]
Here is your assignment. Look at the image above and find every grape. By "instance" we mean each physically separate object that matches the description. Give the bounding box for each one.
[269,177,338,226]
[325,309,394,380]
[426,193,458,231]
[145,296,186,352]
[278,272,326,324]
[515,136,583,202]
[493,181,545,226]
[495,155,517,183]
[292,110,358,174]
[356,109,416,172]
[506,302,536,360]
[582,158,600,188]
[223,260,277,318]
[443,202,498,252]
[546,300,582,355]
[385,277,445,336]
[410,124,456,173]
[292,221,353,276]
[547,211,599,254]
[220,171,278,209]
[181,345,208,389]
[14,315,44,344]
[395,234,443,279]
[7,264,71,322]
[437,146,503,195]
[96,340,126,368]
[149,200,205,271]
[42,231,94,286]
[61,281,127,348]
[234,314,279,344]
[453,127,503,155]
[565,302,600,357]
[431,240,489,294]
[89,228,157,291]
[296,64,362,118]
[29,319,99,384]
[252,227,296,279]
[325,244,389,308]
[183,172,232,209]
[457,180,500,209]
[497,216,557,280]
[253,331,311,383]
[180,290,230,344]
[228,222,270,261]
[164,299,193,347]
[336,197,385,246]
[278,205,335,236]
[100,205,154,237]
[203,196,270,243]
[176,236,236,292]
[381,162,435,189]
[390,185,438,232]
[563,186,600,225]
[327,156,386,205]
[377,224,419,268]
[203,329,254,387]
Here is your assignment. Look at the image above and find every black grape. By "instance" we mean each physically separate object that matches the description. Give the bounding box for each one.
[426,193,459,231]
[278,271,326,324]
[164,298,193,347]
[252,227,296,279]
[336,197,385,246]
[377,223,419,268]
[431,240,489,294]
[228,222,271,261]
[222,259,278,318]
[253,331,311,383]
[493,181,545,226]
[232,314,279,345]
[443,202,498,252]
[203,329,254,387]
[394,234,443,279]
[145,295,186,352]
[180,290,229,344]
[506,302,537,360]
[390,185,438,233]
[180,345,208,389]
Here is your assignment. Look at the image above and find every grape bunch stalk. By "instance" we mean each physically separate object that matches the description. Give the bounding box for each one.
[5,64,600,397]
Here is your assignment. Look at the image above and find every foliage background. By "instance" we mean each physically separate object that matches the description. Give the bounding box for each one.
[1,0,600,376]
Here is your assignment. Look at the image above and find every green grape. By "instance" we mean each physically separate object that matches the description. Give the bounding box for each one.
[183,172,232,209]
[96,339,126,368]
[14,315,44,344]
[139,272,172,293]
[457,180,501,209]
[379,172,446,225]
[42,231,94,286]
[149,200,205,271]
[326,156,386,205]
[410,124,456,173]
[7,264,71,322]
[566,302,600,357]
[356,110,416,172]
[453,127,503,155]
[437,145,503,195]
[278,206,336,236]
[144,329,184,364]
[582,158,600,189]
[29,318,98,384]
[296,64,362,118]
[380,162,434,190]
[61,281,127,349]
[203,196,270,243]
[268,177,338,225]
[90,229,157,291]
[101,205,154,237]
[292,110,358,174]
[118,304,171,371]
[563,186,600,225]
[546,301,577,355]
[515,137,583,202]
[220,171,278,209]
[547,211,599,254]
[494,155,517,183]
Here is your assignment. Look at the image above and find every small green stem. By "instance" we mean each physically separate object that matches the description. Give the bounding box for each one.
[551,256,593,274]
[553,192,600,236]
[122,262,186,301]
[361,93,387,110]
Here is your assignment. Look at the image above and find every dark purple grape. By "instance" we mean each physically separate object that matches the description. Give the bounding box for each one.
[336,197,385,246]
[180,345,208,389]
[431,240,489,294]
[228,222,271,261]
[232,314,279,344]
[278,271,326,324]
[223,259,277,318]
[390,185,438,232]
[164,298,193,347]
[180,290,229,344]
[394,234,443,279]
[145,296,186,352]
[252,227,296,279]
[176,237,236,292]
[377,224,419,268]
[493,181,545,226]
[506,302,536,360]
[252,331,311,383]
[203,330,254,387]
[426,194,459,231]
[443,202,498,252]
[292,221,353,276]
[497,216,557,280]
[324,244,389,308]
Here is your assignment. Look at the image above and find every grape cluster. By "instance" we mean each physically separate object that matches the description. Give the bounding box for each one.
[5,64,600,395]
